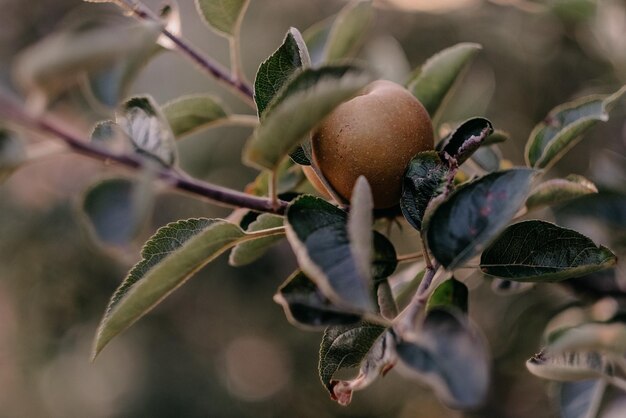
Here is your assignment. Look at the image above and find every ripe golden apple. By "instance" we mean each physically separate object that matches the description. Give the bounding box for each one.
[309,80,434,209]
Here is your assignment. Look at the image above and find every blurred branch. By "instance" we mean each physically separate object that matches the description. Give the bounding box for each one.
[0,92,287,214]
[116,0,255,106]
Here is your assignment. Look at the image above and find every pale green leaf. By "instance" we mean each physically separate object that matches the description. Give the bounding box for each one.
[526,175,598,211]
[323,0,373,62]
[228,213,284,266]
[194,0,249,37]
[525,85,626,169]
[407,43,482,121]
[93,218,279,357]
[244,65,372,171]
[117,96,177,166]
[162,94,230,138]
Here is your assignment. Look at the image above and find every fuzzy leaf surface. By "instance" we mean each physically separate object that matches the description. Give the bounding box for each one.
[480,220,617,282]
[407,43,482,120]
[244,65,371,171]
[93,218,269,357]
[427,168,536,269]
[229,213,284,266]
[118,96,177,166]
[525,86,626,169]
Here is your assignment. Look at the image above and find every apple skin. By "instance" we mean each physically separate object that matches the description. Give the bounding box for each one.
[310,80,434,209]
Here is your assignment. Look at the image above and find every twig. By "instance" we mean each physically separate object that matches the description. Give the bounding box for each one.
[116,0,255,105]
[0,93,287,215]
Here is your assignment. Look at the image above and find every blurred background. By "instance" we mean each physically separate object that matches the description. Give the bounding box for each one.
[0,0,625,416]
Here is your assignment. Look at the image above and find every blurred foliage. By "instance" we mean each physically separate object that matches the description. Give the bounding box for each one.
[0,0,624,416]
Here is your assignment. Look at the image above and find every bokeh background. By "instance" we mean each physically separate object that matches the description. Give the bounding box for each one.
[0,0,625,416]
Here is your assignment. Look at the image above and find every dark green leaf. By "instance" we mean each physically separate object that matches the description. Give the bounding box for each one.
[526,350,606,381]
[118,96,177,166]
[400,151,449,231]
[81,177,152,247]
[323,0,373,62]
[289,146,311,166]
[0,130,25,183]
[194,0,249,37]
[480,220,617,282]
[407,43,482,120]
[319,322,386,392]
[286,195,374,312]
[244,65,372,171]
[396,308,490,409]
[426,278,468,313]
[372,232,398,282]
[274,271,362,330]
[162,94,230,138]
[438,118,494,166]
[526,175,598,211]
[93,218,274,357]
[525,86,626,169]
[228,213,284,266]
[558,379,607,418]
[427,168,536,270]
[254,27,310,118]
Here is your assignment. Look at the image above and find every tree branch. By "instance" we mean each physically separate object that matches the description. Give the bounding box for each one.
[118,0,255,105]
[0,93,287,215]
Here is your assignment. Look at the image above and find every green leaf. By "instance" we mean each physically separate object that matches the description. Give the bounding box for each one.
[118,96,177,166]
[285,195,374,312]
[525,85,626,169]
[0,130,25,183]
[80,177,152,247]
[323,0,373,62]
[244,157,306,197]
[274,271,362,330]
[400,151,449,231]
[318,322,386,393]
[526,350,606,382]
[372,232,398,282]
[303,16,334,65]
[407,43,482,120]
[93,218,274,357]
[480,220,617,282]
[438,118,494,166]
[426,278,468,313]
[526,175,598,211]
[194,0,249,37]
[228,213,284,266]
[547,322,626,356]
[254,27,310,118]
[348,177,374,284]
[162,94,230,138]
[244,65,372,171]
[470,145,502,172]
[427,168,536,270]
[13,16,160,106]
[482,129,509,146]
[396,308,490,409]
[558,379,607,418]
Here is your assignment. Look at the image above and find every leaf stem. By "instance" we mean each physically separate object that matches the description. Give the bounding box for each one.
[245,225,286,238]
[396,252,424,264]
[393,261,441,335]
[0,92,288,215]
[116,0,255,106]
